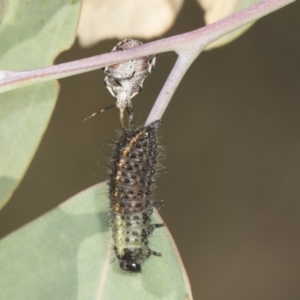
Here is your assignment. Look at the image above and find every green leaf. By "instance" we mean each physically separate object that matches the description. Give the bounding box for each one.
[0,183,193,300]
[0,0,81,209]
[197,0,261,50]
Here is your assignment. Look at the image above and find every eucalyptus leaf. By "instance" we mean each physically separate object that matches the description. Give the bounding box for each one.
[197,0,261,50]
[0,183,193,300]
[77,0,184,47]
[0,0,81,209]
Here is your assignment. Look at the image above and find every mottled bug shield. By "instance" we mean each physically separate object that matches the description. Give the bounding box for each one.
[103,39,156,127]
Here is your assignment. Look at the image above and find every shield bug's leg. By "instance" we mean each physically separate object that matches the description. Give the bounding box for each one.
[147,56,156,74]
[126,98,135,129]
[126,106,134,129]
[119,107,125,128]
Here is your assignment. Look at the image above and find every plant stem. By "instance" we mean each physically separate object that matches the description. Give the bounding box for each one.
[145,0,296,124]
[145,55,194,125]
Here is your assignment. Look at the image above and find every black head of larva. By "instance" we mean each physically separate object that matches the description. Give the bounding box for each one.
[120,260,141,273]
[118,248,144,273]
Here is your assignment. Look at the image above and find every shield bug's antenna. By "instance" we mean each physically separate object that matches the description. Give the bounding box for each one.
[84,104,116,122]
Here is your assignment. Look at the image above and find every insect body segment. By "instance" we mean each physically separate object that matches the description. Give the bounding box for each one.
[109,120,163,272]
[104,39,156,127]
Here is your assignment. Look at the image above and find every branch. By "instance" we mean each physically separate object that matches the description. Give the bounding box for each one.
[145,55,193,126]
[145,0,296,124]
[0,0,295,123]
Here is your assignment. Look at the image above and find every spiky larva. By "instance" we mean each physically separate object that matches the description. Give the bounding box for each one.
[109,120,163,272]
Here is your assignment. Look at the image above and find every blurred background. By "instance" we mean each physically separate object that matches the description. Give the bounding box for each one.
[1,1,300,299]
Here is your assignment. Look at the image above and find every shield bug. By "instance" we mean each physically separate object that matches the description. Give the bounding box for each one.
[85,39,156,128]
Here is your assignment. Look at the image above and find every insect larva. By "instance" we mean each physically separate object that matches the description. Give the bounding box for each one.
[109,120,163,272]
[104,39,156,127]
